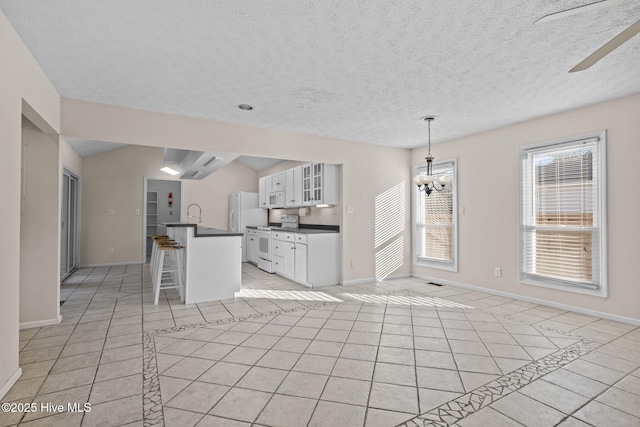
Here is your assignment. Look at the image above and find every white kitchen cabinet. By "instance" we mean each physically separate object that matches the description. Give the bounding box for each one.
[273,255,284,274]
[272,238,285,258]
[284,241,296,278]
[266,175,273,196]
[271,172,285,192]
[258,177,267,208]
[246,229,258,264]
[262,163,339,208]
[302,163,339,206]
[302,163,313,205]
[285,166,303,207]
[270,230,339,287]
[294,241,307,284]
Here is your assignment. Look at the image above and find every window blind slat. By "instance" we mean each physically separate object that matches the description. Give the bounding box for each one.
[521,138,602,289]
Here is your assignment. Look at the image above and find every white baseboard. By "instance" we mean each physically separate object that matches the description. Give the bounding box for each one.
[0,368,22,400]
[19,314,62,330]
[341,277,375,286]
[81,261,144,268]
[384,274,412,280]
[341,273,411,286]
[412,274,640,327]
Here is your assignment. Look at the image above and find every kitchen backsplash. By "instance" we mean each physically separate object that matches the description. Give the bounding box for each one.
[269,206,340,226]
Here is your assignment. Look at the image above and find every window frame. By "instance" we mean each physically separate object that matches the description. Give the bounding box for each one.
[413,158,458,272]
[518,132,607,297]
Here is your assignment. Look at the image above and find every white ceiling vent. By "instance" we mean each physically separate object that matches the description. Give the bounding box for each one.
[163,149,239,180]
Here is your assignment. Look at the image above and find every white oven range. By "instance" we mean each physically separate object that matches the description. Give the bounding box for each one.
[255,214,299,273]
[256,227,273,273]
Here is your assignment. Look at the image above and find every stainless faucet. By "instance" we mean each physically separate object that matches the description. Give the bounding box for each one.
[186,203,202,224]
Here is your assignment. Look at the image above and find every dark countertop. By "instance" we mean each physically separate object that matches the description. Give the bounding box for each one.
[160,222,244,237]
[246,225,339,234]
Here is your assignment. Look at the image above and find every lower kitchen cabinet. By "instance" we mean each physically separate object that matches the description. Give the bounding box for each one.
[294,241,307,283]
[284,241,295,278]
[246,229,258,264]
[273,255,284,274]
[272,231,338,287]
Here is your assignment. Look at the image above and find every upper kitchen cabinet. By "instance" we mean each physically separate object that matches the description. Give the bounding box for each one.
[260,162,339,209]
[285,166,303,207]
[271,172,285,192]
[258,177,268,208]
[303,163,339,206]
[266,175,273,194]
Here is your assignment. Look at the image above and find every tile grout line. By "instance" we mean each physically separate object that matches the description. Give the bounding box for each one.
[394,295,612,427]
[141,299,343,426]
[18,267,105,426]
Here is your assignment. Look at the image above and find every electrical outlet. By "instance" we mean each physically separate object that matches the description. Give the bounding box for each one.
[107,209,115,215]
[347,206,354,214]
[135,209,140,215]
[494,267,502,277]
[108,247,114,254]
[351,259,357,269]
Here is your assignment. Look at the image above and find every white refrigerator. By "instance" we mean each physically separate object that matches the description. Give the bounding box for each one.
[229,192,268,262]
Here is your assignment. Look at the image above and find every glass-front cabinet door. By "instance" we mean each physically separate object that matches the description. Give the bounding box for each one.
[312,163,323,204]
[302,163,313,205]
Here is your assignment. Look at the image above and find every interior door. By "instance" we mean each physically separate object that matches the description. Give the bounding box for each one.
[60,170,79,281]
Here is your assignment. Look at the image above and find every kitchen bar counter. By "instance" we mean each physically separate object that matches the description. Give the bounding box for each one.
[160,223,241,304]
[161,222,244,237]
[246,225,339,234]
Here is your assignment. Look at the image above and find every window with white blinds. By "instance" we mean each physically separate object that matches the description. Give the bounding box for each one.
[414,160,457,271]
[519,134,606,294]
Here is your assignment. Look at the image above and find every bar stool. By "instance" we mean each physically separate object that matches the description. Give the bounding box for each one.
[153,244,185,305]
[150,235,173,277]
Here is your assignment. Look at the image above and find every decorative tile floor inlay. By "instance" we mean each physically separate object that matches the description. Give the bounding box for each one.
[4,264,639,427]
[399,338,601,427]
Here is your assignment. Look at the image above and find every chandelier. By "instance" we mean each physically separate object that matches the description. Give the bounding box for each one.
[413,116,449,195]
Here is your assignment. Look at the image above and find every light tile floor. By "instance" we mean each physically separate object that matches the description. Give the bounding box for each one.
[1,263,639,426]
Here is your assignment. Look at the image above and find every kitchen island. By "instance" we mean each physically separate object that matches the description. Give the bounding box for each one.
[161,222,243,304]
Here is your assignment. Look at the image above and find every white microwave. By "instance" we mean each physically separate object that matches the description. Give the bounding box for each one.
[268,191,284,208]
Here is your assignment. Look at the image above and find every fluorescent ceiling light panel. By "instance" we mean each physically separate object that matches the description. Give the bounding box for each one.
[161,166,180,176]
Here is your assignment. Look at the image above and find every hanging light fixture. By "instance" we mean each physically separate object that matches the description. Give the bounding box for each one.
[413,116,449,195]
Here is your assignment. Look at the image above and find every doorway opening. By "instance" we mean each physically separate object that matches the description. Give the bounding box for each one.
[144,178,182,261]
[61,169,80,281]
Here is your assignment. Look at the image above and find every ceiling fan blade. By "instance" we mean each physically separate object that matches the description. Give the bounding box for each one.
[569,19,640,72]
[535,0,625,24]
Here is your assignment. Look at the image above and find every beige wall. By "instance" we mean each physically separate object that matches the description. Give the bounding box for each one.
[0,10,61,397]
[412,93,640,321]
[20,119,61,327]
[183,160,259,231]
[80,145,259,265]
[61,99,414,283]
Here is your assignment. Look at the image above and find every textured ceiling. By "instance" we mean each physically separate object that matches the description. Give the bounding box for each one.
[2,1,640,148]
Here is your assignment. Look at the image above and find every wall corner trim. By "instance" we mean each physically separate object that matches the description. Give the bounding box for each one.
[19,315,62,330]
[412,274,640,327]
[0,368,23,400]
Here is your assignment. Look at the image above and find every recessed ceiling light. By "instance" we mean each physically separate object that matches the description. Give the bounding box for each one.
[238,104,253,111]
[160,166,179,176]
